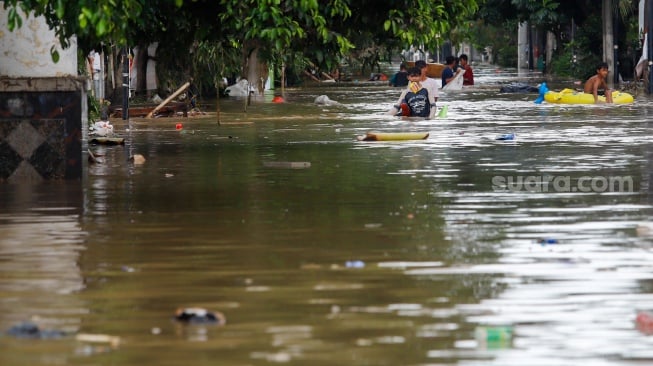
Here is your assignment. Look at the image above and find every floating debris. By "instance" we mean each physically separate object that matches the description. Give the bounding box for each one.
[475,325,513,349]
[263,161,311,169]
[636,311,653,335]
[6,321,66,339]
[345,260,365,268]
[496,133,515,141]
[314,95,340,106]
[87,149,103,164]
[90,137,125,145]
[75,333,121,347]
[89,121,114,137]
[437,105,448,118]
[174,307,226,325]
[130,154,146,165]
[636,223,653,237]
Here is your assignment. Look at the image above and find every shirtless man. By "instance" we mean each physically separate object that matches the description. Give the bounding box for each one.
[584,62,613,103]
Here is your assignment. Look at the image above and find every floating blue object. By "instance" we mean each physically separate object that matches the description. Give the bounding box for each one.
[534,82,548,104]
[345,260,365,268]
[6,322,66,339]
[496,133,515,141]
[539,238,558,245]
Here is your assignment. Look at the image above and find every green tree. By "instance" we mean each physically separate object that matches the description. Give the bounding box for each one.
[471,0,640,74]
[4,0,481,94]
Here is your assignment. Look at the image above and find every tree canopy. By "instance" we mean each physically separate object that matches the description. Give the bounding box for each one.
[4,0,479,77]
[8,0,641,89]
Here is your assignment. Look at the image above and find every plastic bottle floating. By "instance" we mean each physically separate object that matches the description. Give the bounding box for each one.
[496,133,515,141]
[174,307,226,325]
[437,105,448,118]
[475,325,513,349]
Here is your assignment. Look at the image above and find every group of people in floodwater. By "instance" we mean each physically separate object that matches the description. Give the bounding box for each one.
[388,57,615,118]
[389,54,474,118]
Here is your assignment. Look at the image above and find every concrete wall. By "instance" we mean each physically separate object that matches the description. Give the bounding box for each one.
[0,5,84,182]
[0,6,78,77]
[0,77,84,181]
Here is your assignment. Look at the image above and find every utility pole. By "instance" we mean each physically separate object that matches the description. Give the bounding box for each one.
[648,0,653,94]
[528,25,534,71]
[122,47,129,120]
[613,10,619,85]
[603,0,615,89]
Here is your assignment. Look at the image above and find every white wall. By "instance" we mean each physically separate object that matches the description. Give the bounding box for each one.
[518,22,529,69]
[0,5,77,77]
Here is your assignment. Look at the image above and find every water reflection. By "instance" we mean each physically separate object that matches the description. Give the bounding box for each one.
[2,65,653,365]
[0,183,86,364]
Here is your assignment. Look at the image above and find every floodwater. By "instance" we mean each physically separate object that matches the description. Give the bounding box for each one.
[2,65,653,365]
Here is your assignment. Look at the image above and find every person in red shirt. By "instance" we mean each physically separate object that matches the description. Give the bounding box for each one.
[459,54,474,86]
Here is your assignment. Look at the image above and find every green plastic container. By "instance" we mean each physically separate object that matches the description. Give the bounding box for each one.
[475,325,513,348]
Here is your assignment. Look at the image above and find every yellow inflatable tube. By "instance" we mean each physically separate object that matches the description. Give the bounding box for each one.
[543,88,634,104]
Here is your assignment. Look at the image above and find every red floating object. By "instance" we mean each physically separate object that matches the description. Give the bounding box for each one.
[636,311,653,335]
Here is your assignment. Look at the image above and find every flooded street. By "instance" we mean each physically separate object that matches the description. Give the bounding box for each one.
[2,66,653,365]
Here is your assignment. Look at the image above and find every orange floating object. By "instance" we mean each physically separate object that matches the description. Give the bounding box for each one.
[175,123,183,130]
[272,96,285,103]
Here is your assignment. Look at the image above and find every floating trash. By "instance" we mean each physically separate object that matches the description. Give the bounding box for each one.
[496,133,515,141]
[263,161,311,169]
[314,95,340,106]
[75,333,121,347]
[475,325,513,349]
[89,121,114,137]
[636,311,653,335]
[539,237,559,245]
[636,223,653,237]
[345,260,365,268]
[6,321,66,339]
[174,307,226,325]
[130,154,146,165]
[437,105,448,118]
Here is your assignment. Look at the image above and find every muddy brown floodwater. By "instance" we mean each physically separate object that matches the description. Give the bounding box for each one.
[2,66,653,365]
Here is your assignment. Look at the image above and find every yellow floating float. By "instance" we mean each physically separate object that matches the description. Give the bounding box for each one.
[535,83,634,104]
[544,88,634,104]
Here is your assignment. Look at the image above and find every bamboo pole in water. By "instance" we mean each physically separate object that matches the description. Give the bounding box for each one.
[146,81,190,118]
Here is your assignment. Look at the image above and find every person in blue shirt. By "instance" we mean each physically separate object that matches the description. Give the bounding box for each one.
[395,67,432,118]
[441,56,457,87]
[389,63,409,87]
